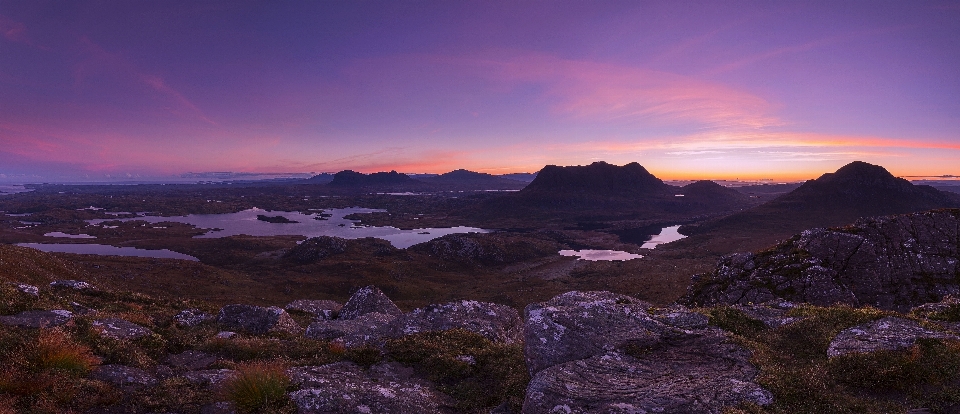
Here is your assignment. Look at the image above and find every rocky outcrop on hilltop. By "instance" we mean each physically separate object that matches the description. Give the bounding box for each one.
[684,209,960,311]
[408,232,563,266]
[283,236,348,263]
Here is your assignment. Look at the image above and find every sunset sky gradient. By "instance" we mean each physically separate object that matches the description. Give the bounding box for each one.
[2,1,959,182]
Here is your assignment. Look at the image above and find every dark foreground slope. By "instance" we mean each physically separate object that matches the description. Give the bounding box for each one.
[684,208,960,311]
[680,161,960,254]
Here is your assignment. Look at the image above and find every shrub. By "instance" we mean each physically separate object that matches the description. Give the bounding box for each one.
[33,329,100,375]
[221,362,292,413]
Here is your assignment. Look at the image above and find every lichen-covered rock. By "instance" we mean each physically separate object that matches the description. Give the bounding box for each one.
[522,291,772,413]
[93,318,153,340]
[217,304,302,335]
[734,301,801,328]
[174,309,213,327]
[305,312,397,347]
[827,316,960,357]
[90,365,158,389]
[15,283,39,297]
[287,362,453,413]
[523,291,660,375]
[286,299,342,320]
[392,300,522,343]
[685,209,960,311]
[283,236,347,263]
[50,279,94,290]
[0,310,72,328]
[183,369,238,386]
[338,286,402,320]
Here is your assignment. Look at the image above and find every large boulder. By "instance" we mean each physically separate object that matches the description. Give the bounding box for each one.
[338,286,402,320]
[392,300,522,343]
[827,316,960,357]
[523,291,660,375]
[522,291,773,413]
[685,209,960,311]
[217,304,302,335]
[287,362,454,413]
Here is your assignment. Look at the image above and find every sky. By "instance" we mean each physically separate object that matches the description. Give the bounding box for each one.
[2,0,959,182]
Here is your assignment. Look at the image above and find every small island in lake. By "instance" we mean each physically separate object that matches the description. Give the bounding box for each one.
[256,214,299,223]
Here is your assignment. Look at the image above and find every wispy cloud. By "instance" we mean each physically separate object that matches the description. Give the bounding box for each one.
[0,14,47,49]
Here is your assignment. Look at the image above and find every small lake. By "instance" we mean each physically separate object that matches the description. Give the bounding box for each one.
[88,207,488,249]
[559,249,644,261]
[640,225,686,249]
[44,232,97,239]
[17,243,199,261]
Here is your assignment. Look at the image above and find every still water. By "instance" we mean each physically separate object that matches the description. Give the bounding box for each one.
[17,243,199,261]
[640,225,686,249]
[559,249,644,261]
[88,207,488,249]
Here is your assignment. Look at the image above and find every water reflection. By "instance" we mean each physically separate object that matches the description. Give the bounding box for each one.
[44,232,96,239]
[17,243,199,261]
[640,225,686,249]
[559,249,643,261]
[88,207,488,249]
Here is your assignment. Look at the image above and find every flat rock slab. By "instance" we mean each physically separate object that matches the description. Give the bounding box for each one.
[0,310,72,328]
[286,299,342,319]
[828,316,960,357]
[338,286,402,320]
[305,312,397,347]
[93,318,153,340]
[91,364,158,388]
[288,362,453,413]
[393,300,523,343]
[15,284,39,297]
[217,304,302,335]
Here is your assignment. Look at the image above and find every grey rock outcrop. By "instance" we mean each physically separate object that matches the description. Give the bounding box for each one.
[183,369,238,386]
[827,316,960,357]
[50,280,94,290]
[338,286,402,320]
[15,283,39,297]
[286,299,342,320]
[522,291,772,413]
[287,362,453,413]
[90,365,158,389]
[393,300,523,343]
[93,318,153,340]
[174,309,213,327]
[305,312,398,347]
[0,310,72,328]
[685,209,960,311]
[217,304,302,335]
[165,350,217,371]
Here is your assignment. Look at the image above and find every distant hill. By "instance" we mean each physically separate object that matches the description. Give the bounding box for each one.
[327,170,431,191]
[470,162,764,227]
[418,169,527,190]
[304,173,334,184]
[679,161,960,253]
[499,172,538,183]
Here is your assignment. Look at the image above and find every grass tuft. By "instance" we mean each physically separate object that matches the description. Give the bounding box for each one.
[34,329,100,375]
[221,361,292,413]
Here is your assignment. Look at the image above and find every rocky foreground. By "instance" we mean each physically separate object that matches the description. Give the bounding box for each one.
[3,277,960,413]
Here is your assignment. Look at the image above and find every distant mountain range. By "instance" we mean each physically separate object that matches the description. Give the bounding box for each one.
[305,169,529,191]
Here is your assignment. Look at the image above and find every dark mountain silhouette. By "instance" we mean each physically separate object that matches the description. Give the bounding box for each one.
[679,180,755,212]
[304,173,334,184]
[500,172,538,183]
[470,162,764,227]
[520,162,674,197]
[418,169,527,190]
[679,161,960,254]
[327,170,430,191]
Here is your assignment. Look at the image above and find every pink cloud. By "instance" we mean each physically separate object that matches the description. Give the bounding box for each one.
[448,53,782,129]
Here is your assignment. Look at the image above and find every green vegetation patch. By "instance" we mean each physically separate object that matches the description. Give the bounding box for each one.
[385,329,529,413]
[708,306,767,339]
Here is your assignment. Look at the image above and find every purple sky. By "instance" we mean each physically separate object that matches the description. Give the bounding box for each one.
[2,1,959,182]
